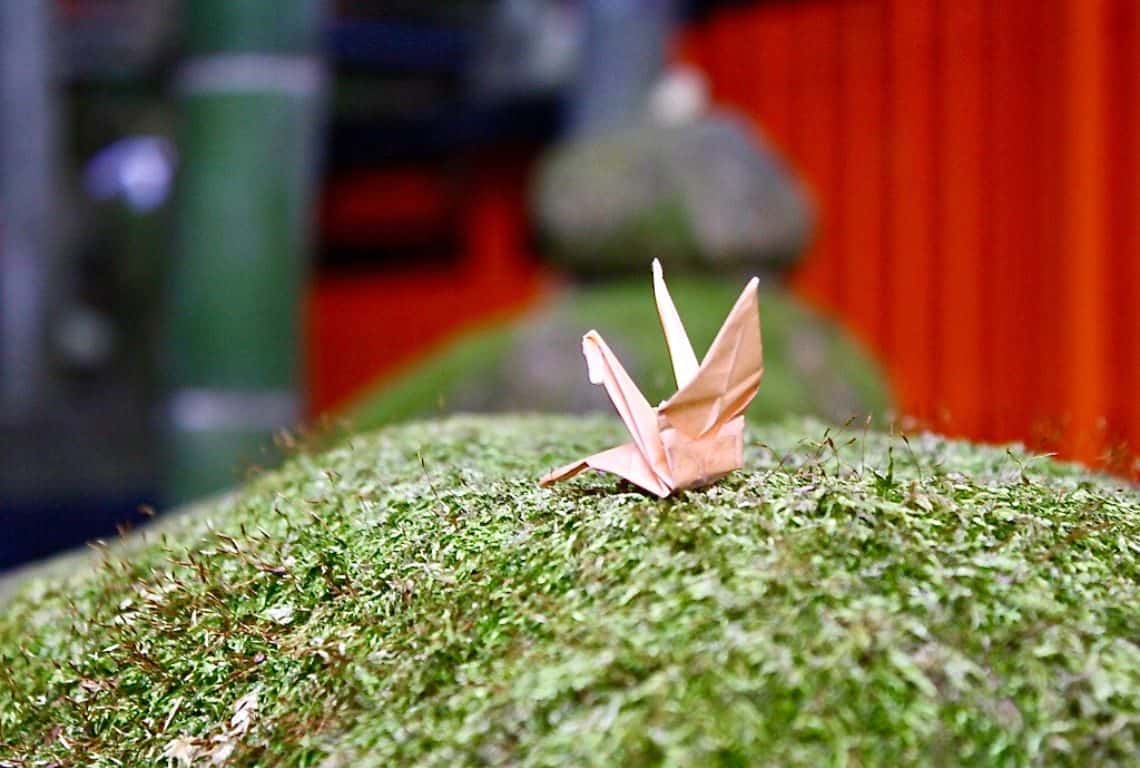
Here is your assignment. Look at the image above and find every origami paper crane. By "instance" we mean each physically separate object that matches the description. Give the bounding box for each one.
[540,259,763,497]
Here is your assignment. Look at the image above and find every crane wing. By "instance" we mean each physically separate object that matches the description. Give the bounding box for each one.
[651,259,699,389]
[578,330,671,479]
[539,442,672,497]
[658,277,762,438]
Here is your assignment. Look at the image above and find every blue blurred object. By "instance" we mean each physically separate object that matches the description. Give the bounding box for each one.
[328,20,472,73]
[471,0,582,98]
[569,0,677,136]
[5,0,665,572]
[1,492,156,571]
[328,94,562,167]
[84,136,177,213]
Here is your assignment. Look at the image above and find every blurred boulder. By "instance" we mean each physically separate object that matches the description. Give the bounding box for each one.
[346,275,888,430]
[534,113,814,274]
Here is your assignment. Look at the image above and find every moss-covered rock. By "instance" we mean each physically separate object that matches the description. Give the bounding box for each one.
[346,275,890,431]
[534,115,813,273]
[2,415,1137,766]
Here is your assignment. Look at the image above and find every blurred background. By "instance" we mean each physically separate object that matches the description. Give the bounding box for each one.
[1,0,1136,570]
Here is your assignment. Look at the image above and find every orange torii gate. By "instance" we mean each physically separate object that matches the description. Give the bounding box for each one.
[678,0,1138,475]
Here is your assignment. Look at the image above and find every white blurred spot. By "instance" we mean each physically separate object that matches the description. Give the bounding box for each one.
[648,66,710,126]
[55,305,114,369]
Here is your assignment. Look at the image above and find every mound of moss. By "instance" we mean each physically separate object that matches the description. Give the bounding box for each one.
[346,276,889,430]
[2,416,1138,766]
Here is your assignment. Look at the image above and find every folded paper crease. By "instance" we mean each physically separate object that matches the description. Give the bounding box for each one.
[539,260,763,496]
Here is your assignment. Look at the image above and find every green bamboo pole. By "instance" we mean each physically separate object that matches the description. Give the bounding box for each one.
[164,0,324,503]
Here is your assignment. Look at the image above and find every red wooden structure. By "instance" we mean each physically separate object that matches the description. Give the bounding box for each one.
[308,156,545,413]
[307,0,1136,476]
[678,0,1138,474]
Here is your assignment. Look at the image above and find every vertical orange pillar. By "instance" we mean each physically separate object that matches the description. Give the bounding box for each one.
[838,0,887,355]
[1105,0,1140,472]
[989,0,1044,444]
[747,5,796,157]
[789,2,843,308]
[1129,2,1140,468]
[937,0,985,438]
[886,0,937,422]
[1064,0,1109,463]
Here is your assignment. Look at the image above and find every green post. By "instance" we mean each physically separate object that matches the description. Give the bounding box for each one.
[164,0,325,503]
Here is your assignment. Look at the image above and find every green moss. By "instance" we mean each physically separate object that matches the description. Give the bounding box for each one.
[347,276,891,429]
[345,323,515,427]
[546,197,703,274]
[2,416,1138,766]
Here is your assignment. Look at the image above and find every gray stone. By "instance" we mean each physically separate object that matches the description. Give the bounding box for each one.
[349,276,890,430]
[534,112,814,273]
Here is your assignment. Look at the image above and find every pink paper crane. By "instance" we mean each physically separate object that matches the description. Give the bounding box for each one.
[540,260,763,497]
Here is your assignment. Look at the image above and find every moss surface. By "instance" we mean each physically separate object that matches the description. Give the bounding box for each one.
[347,276,890,429]
[2,415,1138,766]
